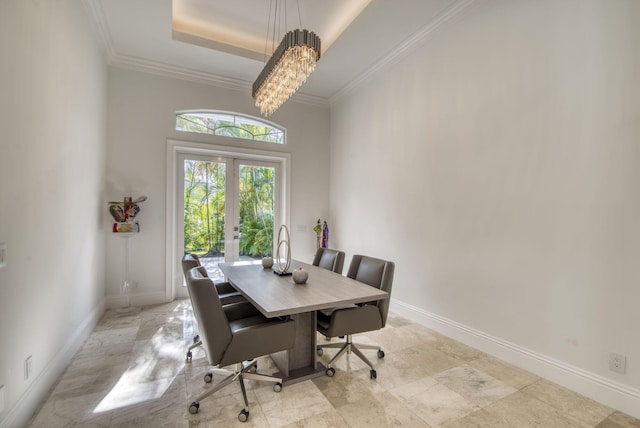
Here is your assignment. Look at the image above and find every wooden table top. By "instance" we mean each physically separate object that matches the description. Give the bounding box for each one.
[219,259,389,318]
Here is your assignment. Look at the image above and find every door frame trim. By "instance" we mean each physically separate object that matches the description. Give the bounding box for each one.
[166,138,291,302]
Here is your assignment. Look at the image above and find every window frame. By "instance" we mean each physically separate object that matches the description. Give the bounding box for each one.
[165,138,291,302]
[175,110,286,145]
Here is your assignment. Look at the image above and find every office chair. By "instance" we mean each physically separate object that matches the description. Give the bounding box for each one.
[312,247,345,274]
[316,255,395,379]
[186,267,295,422]
[181,253,246,362]
[181,254,245,304]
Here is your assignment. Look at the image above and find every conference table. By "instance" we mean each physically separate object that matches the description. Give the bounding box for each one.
[219,259,388,385]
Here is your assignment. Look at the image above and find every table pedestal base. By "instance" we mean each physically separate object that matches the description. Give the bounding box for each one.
[270,311,325,384]
[274,362,327,386]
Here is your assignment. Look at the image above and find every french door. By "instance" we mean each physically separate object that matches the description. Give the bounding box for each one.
[174,150,283,296]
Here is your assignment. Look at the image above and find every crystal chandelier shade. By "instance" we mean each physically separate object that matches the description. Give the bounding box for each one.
[252,29,321,117]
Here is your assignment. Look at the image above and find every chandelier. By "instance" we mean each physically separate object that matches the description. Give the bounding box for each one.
[252,16,321,117]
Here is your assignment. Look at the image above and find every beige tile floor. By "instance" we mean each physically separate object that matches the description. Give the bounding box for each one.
[28,300,640,428]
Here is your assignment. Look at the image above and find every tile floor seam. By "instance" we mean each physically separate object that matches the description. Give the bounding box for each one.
[24,300,640,428]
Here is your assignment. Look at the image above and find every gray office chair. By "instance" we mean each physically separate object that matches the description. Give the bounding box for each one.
[316,255,395,379]
[181,254,245,305]
[181,253,246,362]
[312,247,345,274]
[186,267,295,422]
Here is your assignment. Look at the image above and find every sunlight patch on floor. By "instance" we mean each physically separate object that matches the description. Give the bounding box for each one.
[93,327,184,413]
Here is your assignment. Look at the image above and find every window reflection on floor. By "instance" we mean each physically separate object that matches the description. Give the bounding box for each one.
[93,309,188,413]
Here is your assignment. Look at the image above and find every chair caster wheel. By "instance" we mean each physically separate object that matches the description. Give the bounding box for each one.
[316,347,323,357]
[370,369,377,380]
[193,334,200,344]
[326,367,335,377]
[377,350,385,359]
[273,382,282,392]
[238,409,249,422]
[204,373,213,383]
[188,402,199,414]
[186,351,192,363]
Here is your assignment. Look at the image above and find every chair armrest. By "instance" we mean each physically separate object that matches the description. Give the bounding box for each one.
[221,318,296,366]
[321,305,382,337]
[215,281,237,295]
[223,301,261,321]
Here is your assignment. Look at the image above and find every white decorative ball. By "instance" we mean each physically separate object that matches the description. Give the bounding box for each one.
[292,267,309,284]
[262,257,274,269]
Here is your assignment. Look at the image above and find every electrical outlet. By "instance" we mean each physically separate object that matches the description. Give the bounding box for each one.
[24,356,33,380]
[609,352,626,374]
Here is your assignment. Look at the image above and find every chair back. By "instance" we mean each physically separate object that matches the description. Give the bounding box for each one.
[346,255,395,327]
[186,267,232,365]
[312,248,345,274]
[181,253,201,278]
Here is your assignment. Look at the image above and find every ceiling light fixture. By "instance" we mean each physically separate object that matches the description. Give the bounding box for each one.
[252,2,321,117]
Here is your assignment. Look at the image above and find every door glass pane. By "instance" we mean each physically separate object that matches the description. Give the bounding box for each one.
[238,164,275,260]
[183,159,226,280]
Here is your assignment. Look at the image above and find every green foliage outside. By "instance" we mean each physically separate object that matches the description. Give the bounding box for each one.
[184,160,274,258]
[176,112,284,144]
[238,165,274,257]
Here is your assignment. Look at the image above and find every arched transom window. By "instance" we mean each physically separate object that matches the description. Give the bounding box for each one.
[176,111,285,144]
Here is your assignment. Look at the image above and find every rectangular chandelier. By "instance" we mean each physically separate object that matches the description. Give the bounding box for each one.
[252,29,321,117]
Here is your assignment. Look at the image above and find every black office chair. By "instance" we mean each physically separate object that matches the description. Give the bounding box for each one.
[181,253,246,362]
[186,267,295,422]
[312,247,345,274]
[316,255,395,379]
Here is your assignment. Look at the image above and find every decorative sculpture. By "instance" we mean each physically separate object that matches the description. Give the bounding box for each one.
[108,195,147,314]
[109,195,147,233]
[322,221,329,248]
[313,219,329,248]
[274,225,292,275]
[313,219,322,249]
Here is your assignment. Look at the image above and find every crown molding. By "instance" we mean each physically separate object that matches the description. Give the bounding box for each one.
[81,0,328,108]
[329,0,480,106]
[81,0,116,59]
[288,91,330,108]
[82,0,479,111]
[109,52,329,108]
[110,52,251,91]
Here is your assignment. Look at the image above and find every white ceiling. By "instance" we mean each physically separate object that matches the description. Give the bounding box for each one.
[172,0,373,60]
[86,0,471,104]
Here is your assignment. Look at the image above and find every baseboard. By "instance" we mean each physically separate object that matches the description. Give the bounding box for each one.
[390,298,640,419]
[1,298,106,428]
[105,291,167,309]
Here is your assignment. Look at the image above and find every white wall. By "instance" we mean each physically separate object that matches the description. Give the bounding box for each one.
[0,1,108,426]
[330,0,640,417]
[105,68,330,306]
